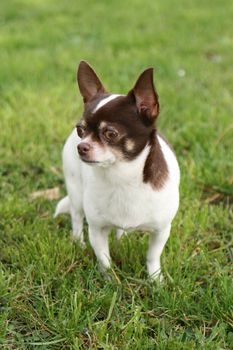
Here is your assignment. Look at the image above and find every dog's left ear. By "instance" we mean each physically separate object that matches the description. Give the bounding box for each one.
[128,68,159,121]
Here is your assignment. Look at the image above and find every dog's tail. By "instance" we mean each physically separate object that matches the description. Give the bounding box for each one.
[54,196,70,218]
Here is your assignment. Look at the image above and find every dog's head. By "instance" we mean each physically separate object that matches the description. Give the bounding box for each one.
[76,61,160,166]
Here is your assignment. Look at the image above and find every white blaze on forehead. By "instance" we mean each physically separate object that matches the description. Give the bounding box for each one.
[93,94,122,113]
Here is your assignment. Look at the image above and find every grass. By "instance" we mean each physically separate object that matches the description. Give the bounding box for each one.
[0,0,232,348]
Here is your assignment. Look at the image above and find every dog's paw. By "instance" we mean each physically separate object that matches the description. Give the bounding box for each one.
[149,271,164,284]
[71,232,85,247]
[116,229,126,240]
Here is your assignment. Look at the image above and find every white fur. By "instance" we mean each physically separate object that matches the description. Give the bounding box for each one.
[80,135,116,166]
[55,127,180,280]
[93,94,121,113]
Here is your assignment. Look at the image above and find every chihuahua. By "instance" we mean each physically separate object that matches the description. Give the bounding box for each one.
[55,61,180,280]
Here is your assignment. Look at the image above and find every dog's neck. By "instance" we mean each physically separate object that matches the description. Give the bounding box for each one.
[90,132,168,189]
[92,141,151,187]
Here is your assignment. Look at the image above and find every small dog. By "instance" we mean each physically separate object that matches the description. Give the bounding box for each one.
[55,61,180,280]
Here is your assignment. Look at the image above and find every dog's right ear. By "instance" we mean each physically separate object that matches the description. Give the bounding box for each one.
[77,61,106,103]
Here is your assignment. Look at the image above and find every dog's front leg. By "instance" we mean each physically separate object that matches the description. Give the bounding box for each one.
[88,225,111,272]
[147,224,171,281]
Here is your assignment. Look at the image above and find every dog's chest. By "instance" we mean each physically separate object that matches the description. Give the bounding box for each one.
[83,176,159,230]
[80,137,180,231]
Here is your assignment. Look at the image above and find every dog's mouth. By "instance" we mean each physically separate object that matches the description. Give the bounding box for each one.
[81,159,100,164]
[79,155,116,168]
[78,155,103,165]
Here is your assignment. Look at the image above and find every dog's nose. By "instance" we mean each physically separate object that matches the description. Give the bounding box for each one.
[77,142,91,156]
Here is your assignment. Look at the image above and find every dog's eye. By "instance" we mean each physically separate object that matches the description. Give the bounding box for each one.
[103,128,118,141]
[76,124,85,138]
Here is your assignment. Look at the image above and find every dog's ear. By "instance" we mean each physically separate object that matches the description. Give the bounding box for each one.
[128,68,159,122]
[77,61,106,103]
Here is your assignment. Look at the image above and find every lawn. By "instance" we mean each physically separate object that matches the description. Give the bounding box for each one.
[0,0,232,349]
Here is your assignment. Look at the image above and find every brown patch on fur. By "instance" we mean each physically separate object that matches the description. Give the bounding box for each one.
[81,94,155,160]
[143,130,168,190]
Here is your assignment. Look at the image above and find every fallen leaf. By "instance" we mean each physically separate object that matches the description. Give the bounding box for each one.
[30,187,60,200]
[205,52,222,63]
[207,240,221,251]
[200,183,233,205]
[206,192,222,203]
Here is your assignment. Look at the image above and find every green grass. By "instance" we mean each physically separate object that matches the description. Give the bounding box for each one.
[0,0,232,348]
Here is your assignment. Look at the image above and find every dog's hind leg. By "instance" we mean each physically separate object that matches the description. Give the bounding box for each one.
[65,179,84,244]
[62,130,85,244]
[54,192,84,243]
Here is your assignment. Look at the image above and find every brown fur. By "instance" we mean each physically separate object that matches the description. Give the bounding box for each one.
[143,130,168,189]
[81,94,154,160]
